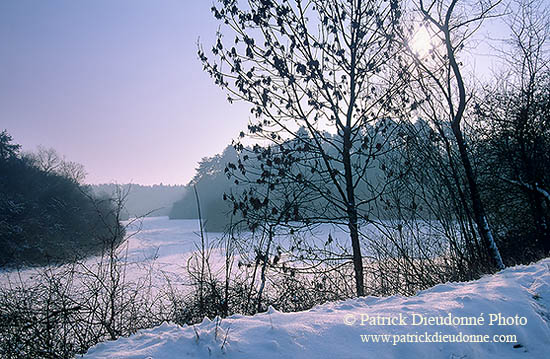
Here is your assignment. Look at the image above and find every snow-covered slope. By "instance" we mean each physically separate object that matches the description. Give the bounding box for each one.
[82,259,550,359]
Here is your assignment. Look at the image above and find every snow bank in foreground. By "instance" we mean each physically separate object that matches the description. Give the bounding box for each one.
[82,259,550,359]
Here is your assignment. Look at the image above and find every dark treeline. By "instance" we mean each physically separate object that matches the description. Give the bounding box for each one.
[0,131,123,267]
[168,128,398,229]
[91,183,187,219]
[169,146,240,231]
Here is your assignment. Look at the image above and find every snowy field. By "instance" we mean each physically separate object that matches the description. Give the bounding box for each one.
[0,217,211,286]
[1,216,445,279]
[122,216,352,263]
[0,216,363,290]
[119,216,446,278]
[116,216,358,284]
[82,258,550,358]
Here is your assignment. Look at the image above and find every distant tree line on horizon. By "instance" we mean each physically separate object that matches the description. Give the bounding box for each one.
[168,146,240,232]
[91,183,187,220]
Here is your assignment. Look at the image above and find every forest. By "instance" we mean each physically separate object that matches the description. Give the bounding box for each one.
[0,131,123,267]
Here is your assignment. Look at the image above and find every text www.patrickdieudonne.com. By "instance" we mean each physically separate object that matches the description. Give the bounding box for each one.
[359,331,518,346]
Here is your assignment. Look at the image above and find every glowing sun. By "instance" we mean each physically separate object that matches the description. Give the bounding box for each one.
[410,26,437,57]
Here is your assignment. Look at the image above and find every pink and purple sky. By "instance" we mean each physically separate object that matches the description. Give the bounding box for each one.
[0,0,249,185]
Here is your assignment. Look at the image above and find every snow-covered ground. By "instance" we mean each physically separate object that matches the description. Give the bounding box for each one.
[120,216,445,281]
[0,216,440,285]
[82,258,550,359]
[0,216,365,289]
[118,216,356,284]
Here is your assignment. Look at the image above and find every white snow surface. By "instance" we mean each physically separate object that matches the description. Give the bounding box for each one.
[82,258,550,359]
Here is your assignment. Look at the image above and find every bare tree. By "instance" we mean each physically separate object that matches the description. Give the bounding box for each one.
[201,0,407,296]
[24,146,87,183]
[400,0,505,269]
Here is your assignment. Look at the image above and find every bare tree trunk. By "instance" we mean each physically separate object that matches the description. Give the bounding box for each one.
[343,128,365,296]
[343,5,365,296]
[257,226,273,312]
[420,0,505,271]
[444,19,504,269]
[451,124,504,270]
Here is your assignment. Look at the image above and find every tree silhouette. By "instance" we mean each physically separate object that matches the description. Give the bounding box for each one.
[201,0,406,296]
